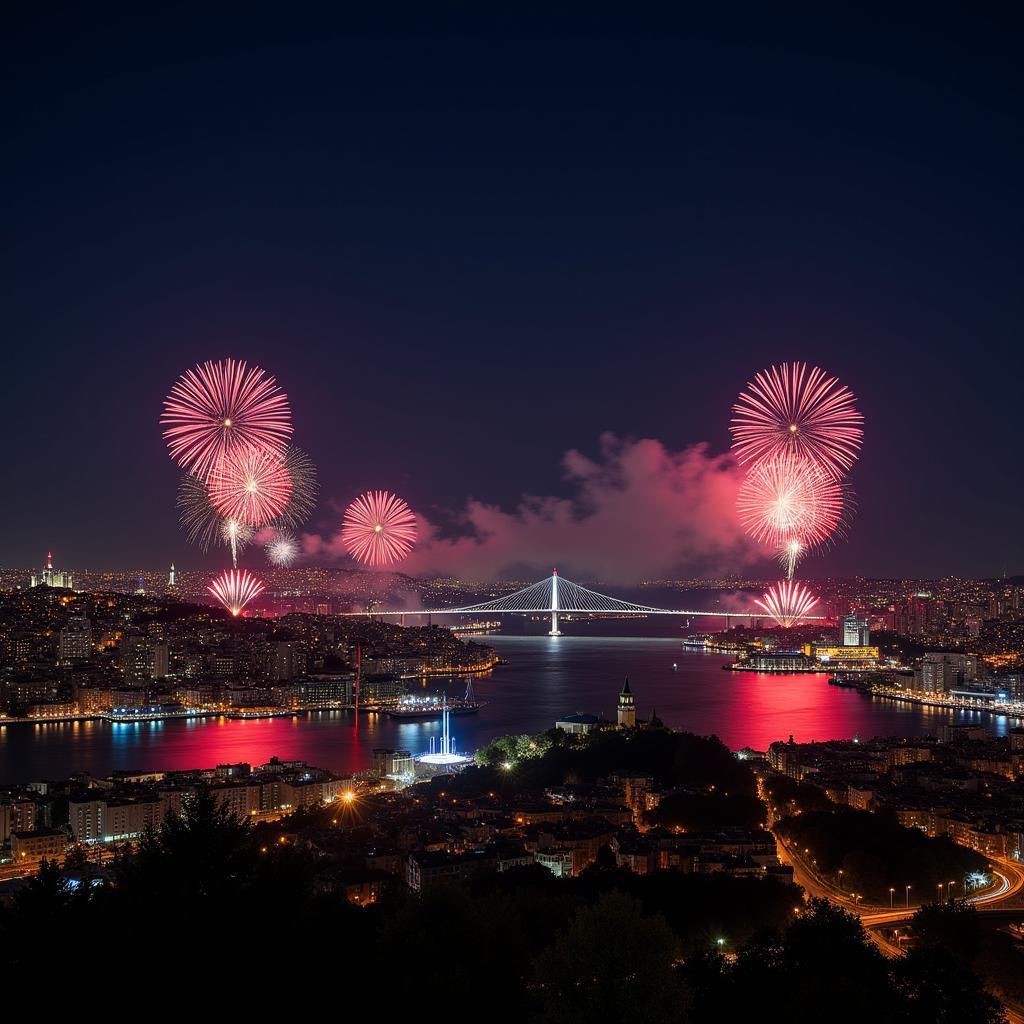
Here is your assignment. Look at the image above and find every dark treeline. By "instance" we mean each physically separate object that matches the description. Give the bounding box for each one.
[0,789,1006,1022]
[776,807,988,904]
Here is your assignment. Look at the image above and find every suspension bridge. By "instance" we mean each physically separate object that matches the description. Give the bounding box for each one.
[343,568,823,634]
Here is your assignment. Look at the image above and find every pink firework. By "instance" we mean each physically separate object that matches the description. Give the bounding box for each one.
[737,452,844,554]
[755,579,818,628]
[161,358,292,482]
[341,490,417,567]
[207,568,265,617]
[731,362,863,479]
[208,444,293,528]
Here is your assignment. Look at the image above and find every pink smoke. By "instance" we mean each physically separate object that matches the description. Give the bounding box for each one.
[304,434,761,583]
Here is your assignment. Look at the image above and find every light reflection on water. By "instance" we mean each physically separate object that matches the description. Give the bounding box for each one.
[1,635,1017,781]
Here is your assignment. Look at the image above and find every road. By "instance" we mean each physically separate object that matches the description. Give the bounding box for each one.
[768,803,1024,1022]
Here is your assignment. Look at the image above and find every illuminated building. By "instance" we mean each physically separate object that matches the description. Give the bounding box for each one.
[372,748,414,780]
[913,652,978,693]
[842,614,870,646]
[58,616,93,662]
[30,551,73,590]
[617,676,636,728]
[555,712,602,735]
[11,828,67,867]
[168,563,176,589]
[806,644,880,667]
[120,634,169,682]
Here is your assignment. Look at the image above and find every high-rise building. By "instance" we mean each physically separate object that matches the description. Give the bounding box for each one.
[120,634,169,683]
[842,615,870,647]
[913,653,978,693]
[168,564,176,589]
[58,617,93,662]
[617,677,636,728]
[30,551,73,590]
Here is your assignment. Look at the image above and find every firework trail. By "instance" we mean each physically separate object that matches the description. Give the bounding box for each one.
[736,453,844,577]
[265,530,299,567]
[220,518,253,569]
[754,579,818,627]
[208,444,293,527]
[177,474,253,567]
[207,568,265,616]
[161,358,292,482]
[341,490,418,567]
[731,362,863,479]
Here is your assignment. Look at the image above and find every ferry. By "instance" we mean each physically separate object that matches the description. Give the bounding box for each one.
[386,680,483,719]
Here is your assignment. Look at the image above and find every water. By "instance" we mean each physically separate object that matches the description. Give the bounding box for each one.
[1,635,1018,782]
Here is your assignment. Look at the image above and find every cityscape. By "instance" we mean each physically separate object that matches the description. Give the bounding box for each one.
[4,7,1023,1023]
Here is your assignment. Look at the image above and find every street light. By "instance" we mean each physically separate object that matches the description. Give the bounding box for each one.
[889,887,895,909]
[905,884,912,907]
[937,882,943,902]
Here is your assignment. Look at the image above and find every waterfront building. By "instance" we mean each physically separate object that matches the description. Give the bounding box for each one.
[913,653,979,693]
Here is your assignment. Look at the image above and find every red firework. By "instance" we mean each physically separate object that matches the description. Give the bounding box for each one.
[737,452,843,553]
[754,579,818,628]
[208,444,293,527]
[161,358,292,482]
[731,362,863,479]
[207,568,265,617]
[341,490,417,567]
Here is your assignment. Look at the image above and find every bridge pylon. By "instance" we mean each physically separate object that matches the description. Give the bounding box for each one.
[548,568,561,636]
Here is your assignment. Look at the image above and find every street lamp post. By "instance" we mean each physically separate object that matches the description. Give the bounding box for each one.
[889,887,895,909]
[906,884,911,908]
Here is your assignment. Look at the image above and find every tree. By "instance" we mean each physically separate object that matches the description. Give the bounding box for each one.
[531,892,688,1024]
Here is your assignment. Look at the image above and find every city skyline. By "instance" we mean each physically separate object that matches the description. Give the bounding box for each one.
[5,9,1023,579]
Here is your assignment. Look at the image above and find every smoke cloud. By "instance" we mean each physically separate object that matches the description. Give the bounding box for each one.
[304,434,760,584]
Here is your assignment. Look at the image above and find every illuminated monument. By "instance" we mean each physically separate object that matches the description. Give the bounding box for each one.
[416,695,471,768]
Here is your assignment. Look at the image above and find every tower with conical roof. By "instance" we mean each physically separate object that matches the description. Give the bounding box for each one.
[617,676,635,728]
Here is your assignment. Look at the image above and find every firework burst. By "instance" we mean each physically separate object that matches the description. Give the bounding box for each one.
[754,579,818,628]
[161,358,292,482]
[265,530,299,567]
[268,446,319,531]
[341,490,417,567]
[207,568,265,617]
[177,474,253,564]
[731,362,863,479]
[208,444,293,528]
[737,453,844,575]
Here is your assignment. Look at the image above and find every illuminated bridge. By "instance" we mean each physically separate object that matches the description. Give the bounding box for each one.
[344,569,823,635]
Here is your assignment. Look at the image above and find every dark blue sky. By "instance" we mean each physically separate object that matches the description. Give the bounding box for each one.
[3,6,1022,578]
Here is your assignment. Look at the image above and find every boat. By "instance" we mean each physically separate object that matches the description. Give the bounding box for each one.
[387,680,484,719]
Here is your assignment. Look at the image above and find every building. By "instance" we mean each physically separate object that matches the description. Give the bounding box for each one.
[806,644,880,667]
[372,749,414,779]
[914,653,979,694]
[555,713,602,735]
[11,828,67,867]
[30,551,73,590]
[120,635,169,683]
[842,615,870,646]
[59,617,93,662]
[617,677,636,728]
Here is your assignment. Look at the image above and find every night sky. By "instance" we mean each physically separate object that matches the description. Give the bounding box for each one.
[4,7,1022,579]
